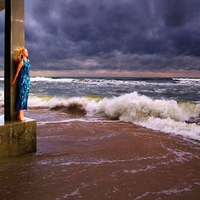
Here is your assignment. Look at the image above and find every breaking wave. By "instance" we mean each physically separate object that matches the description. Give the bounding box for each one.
[26,92,200,141]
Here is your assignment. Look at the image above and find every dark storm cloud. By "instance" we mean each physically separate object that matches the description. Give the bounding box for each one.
[0,0,200,73]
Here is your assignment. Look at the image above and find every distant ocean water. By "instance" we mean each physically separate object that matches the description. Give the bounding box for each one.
[0,77,199,141]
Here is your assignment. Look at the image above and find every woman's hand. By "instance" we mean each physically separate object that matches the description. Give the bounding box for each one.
[10,80,15,86]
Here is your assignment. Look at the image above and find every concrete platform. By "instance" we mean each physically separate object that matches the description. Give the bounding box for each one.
[0,115,36,158]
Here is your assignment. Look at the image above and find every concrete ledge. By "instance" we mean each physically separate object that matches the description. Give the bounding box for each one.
[0,115,36,158]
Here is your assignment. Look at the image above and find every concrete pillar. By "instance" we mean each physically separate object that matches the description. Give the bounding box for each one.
[0,0,37,158]
[4,0,24,121]
[0,116,37,158]
[0,1,4,11]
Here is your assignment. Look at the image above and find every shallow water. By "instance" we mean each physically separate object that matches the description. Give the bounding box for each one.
[0,109,200,200]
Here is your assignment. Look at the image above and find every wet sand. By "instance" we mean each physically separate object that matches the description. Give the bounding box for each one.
[0,110,200,200]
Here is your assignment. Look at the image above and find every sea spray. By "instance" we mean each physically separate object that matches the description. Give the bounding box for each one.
[26,91,200,140]
[87,92,200,140]
[86,92,200,122]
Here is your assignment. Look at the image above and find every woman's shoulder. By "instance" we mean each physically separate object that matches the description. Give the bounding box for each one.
[19,60,24,66]
[22,59,30,64]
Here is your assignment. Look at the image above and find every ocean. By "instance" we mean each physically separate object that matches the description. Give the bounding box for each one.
[0,76,199,141]
[1,76,200,200]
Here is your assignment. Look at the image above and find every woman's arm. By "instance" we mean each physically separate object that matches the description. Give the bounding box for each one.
[10,61,23,86]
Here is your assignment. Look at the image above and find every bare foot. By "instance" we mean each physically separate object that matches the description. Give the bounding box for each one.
[18,115,26,122]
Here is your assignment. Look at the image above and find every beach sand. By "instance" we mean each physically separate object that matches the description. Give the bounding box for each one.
[0,109,200,200]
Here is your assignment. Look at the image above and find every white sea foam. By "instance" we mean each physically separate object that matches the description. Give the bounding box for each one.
[29,77,200,88]
[30,77,75,83]
[86,92,200,121]
[30,76,147,87]
[27,92,200,141]
[29,76,176,89]
[86,92,200,140]
[37,118,100,126]
[173,78,200,85]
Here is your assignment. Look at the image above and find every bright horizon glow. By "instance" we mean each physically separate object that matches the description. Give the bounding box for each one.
[0,69,199,78]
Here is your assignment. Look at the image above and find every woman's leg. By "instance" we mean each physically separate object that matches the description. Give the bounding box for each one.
[18,110,25,121]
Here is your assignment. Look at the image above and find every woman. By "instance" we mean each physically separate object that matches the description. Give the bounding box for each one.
[11,47,31,121]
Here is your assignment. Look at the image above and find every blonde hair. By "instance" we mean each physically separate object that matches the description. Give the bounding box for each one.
[13,46,27,62]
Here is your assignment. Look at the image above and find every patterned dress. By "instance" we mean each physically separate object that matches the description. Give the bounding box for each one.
[15,59,31,111]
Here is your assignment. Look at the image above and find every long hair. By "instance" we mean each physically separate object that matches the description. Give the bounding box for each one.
[13,47,26,62]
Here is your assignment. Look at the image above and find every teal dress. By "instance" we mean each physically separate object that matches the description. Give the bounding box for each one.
[15,59,31,111]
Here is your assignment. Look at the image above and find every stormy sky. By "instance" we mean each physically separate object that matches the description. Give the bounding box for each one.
[0,0,200,77]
